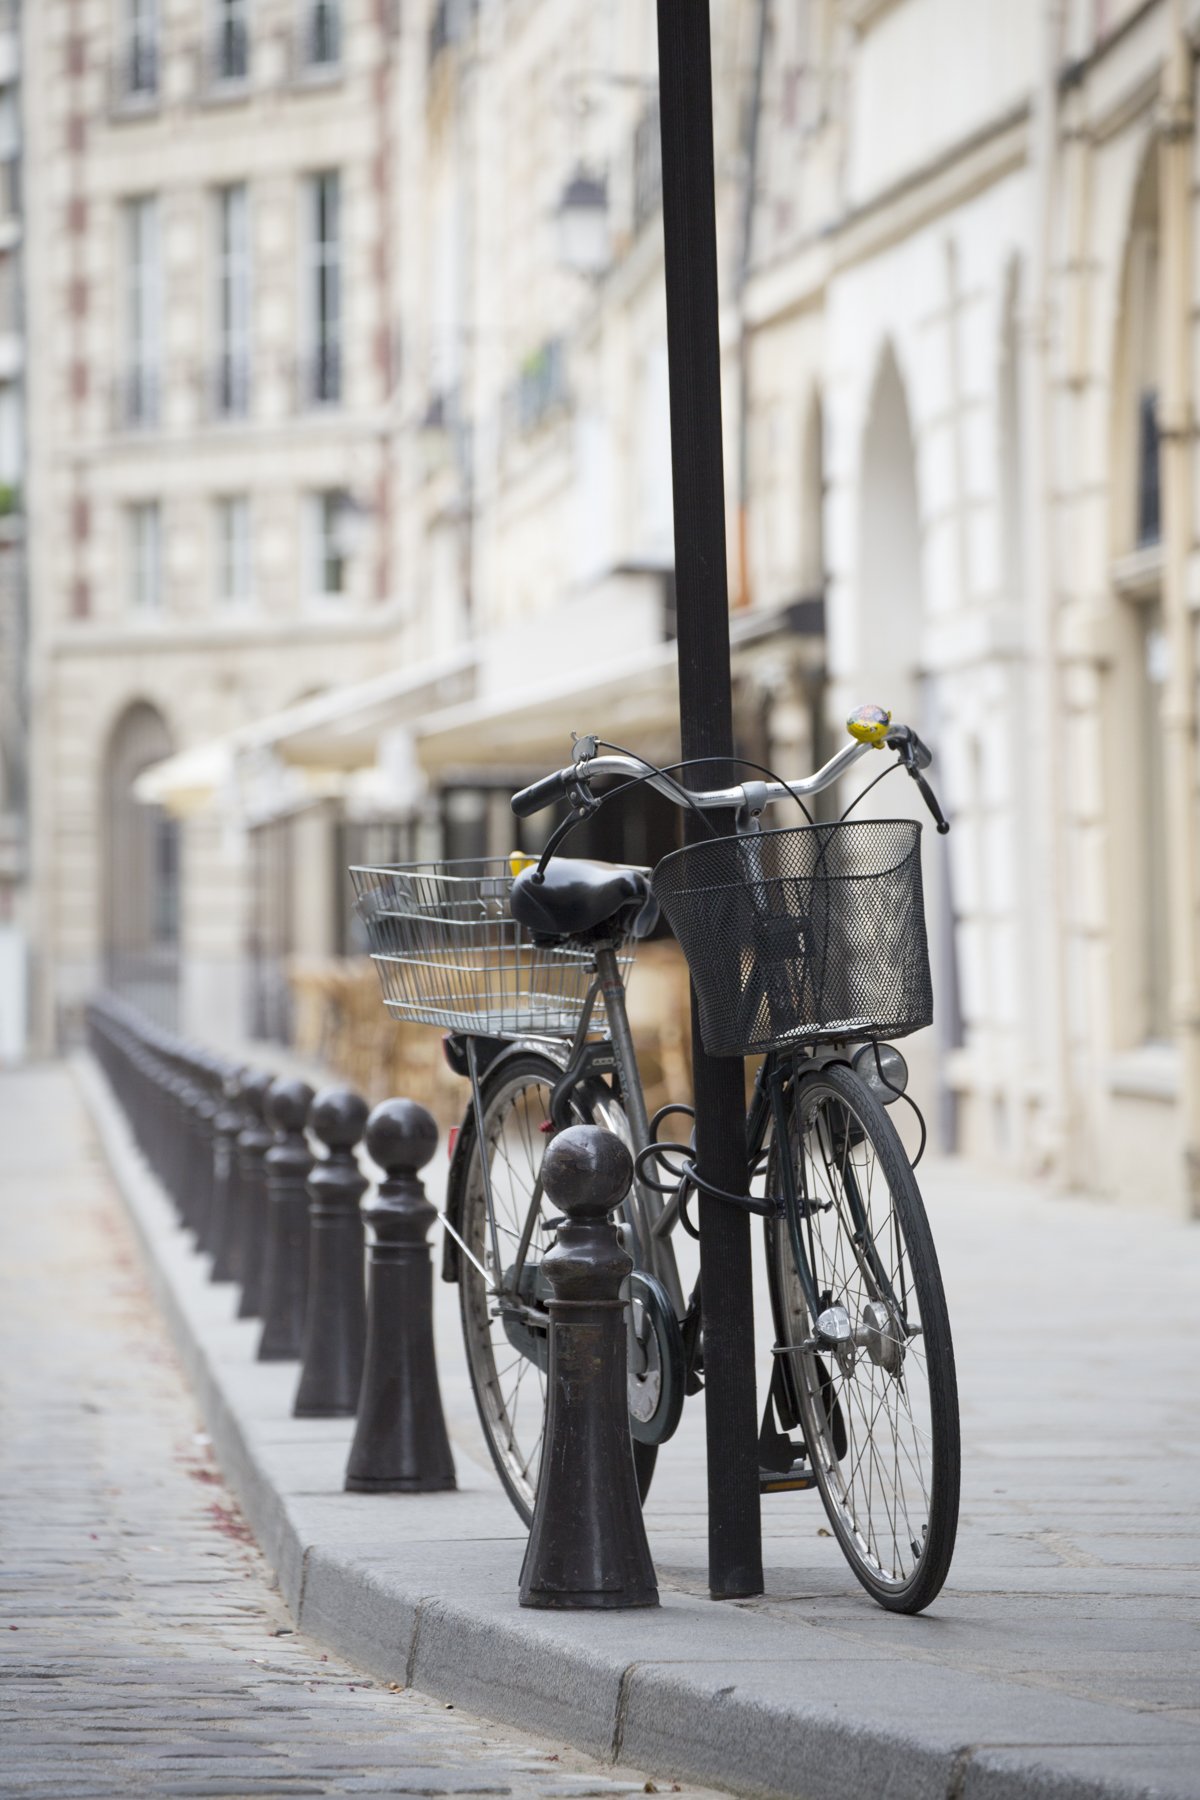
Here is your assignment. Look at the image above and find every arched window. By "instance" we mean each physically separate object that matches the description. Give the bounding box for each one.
[102,701,179,1026]
[1110,147,1169,1044]
[858,345,922,705]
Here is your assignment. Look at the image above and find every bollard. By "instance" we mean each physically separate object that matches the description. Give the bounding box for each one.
[187,1052,221,1253]
[345,1099,455,1493]
[293,1086,370,1418]
[235,1069,276,1319]
[257,1079,316,1361]
[519,1125,658,1610]
[208,1067,246,1283]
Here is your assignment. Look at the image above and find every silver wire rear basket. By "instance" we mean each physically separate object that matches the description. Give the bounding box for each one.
[350,860,633,1040]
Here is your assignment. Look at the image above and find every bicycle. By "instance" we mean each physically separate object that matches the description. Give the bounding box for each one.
[351,704,960,1615]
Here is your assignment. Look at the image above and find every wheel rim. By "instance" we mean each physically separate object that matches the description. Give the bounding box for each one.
[460,1070,555,1515]
[774,1081,939,1595]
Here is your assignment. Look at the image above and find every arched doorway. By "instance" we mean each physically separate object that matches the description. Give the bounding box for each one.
[1107,145,1170,1048]
[856,343,962,1146]
[102,702,180,1027]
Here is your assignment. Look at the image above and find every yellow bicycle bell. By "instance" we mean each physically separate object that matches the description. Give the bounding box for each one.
[846,704,892,747]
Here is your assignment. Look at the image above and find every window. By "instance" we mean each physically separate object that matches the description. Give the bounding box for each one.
[0,251,18,334]
[305,172,341,405]
[0,383,21,489]
[301,0,340,68]
[0,87,17,221]
[1136,389,1160,547]
[212,0,250,84]
[632,98,662,234]
[1136,603,1171,1039]
[214,184,251,416]
[122,0,159,99]
[124,196,161,427]
[215,496,252,605]
[310,489,348,597]
[129,502,162,611]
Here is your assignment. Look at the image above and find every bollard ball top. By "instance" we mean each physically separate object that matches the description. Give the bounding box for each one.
[541,1125,633,1220]
[223,1063,249,1101]
[364,1098,439,1176]
[267,1077,315,1134]
[241,1067,276,1116]
[309,1085,369,1151]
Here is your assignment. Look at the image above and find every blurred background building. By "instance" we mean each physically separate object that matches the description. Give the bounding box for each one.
[0,0,25,1065]
[12,0,1200,1220]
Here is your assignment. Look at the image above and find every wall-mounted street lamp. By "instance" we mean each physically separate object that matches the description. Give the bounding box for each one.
[555,169,610,278]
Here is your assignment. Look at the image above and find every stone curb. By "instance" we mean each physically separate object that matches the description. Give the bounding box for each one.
[76,1053,1199,1800]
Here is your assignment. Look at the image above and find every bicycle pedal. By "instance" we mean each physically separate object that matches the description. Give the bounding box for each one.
[759,1465,818,1494]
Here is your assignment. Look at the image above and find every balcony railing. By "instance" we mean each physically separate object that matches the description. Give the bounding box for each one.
[211,352,251,420]
[116,367,161,430]
[298,342,342,408]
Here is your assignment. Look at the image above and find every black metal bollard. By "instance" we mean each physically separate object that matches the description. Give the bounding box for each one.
[345,1099,455,1493]
[236,1069,276,1319]
[293,1086,370,1418]
[257,1079,316,1361]
[186,1052,220,1252]
[519,1125,658,1610]
[208,1067,246,1283]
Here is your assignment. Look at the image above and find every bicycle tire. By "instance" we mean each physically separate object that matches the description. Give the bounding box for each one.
[454,1049,657,1526]
[766,1061,959,1612]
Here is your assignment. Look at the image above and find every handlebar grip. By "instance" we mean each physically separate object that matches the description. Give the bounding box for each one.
[511,768,571,818]
[886,722,933,770]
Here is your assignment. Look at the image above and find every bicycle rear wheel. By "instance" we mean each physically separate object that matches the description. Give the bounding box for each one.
[767,1061,959,1612]
[455,1050,657,1525]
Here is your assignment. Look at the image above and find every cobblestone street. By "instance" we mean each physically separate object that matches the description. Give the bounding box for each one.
[0,1065,716,1800]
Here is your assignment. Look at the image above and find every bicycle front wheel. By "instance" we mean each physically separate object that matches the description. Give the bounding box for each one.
[455,1050,657,1525]
[767,1061,959,1612]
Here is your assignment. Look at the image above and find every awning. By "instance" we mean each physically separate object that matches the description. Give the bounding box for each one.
[415,643,682,775]
[133,647,476,817]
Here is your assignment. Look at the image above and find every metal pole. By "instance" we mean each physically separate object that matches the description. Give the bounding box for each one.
[656,0,763,1600]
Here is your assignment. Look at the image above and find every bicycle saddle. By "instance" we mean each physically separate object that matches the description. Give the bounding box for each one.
[510,859,659,941]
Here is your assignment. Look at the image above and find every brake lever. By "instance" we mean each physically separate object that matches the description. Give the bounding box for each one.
[907,765,950,835]
[533,769,599,880]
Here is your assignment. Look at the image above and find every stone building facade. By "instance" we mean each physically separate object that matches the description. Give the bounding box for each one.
[0,0,26,1063]
[24,0,401,1042]
[22,0,1200,1218]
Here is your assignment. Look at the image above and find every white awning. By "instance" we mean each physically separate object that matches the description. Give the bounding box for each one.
[133,648,476,817]
[415,643,682,774]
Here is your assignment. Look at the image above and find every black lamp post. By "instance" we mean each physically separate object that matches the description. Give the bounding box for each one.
[656,0,763,1601]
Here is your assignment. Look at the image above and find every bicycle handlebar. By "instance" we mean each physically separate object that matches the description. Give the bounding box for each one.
[511,738,874,821]
[510,715,951,834]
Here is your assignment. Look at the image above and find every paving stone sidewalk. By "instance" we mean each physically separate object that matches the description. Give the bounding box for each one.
[0,1062,721,1800]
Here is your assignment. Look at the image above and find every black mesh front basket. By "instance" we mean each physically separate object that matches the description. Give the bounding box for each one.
[651,819,932,1058]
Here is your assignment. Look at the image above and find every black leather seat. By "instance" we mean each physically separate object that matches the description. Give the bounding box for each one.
[510,859,658,941]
